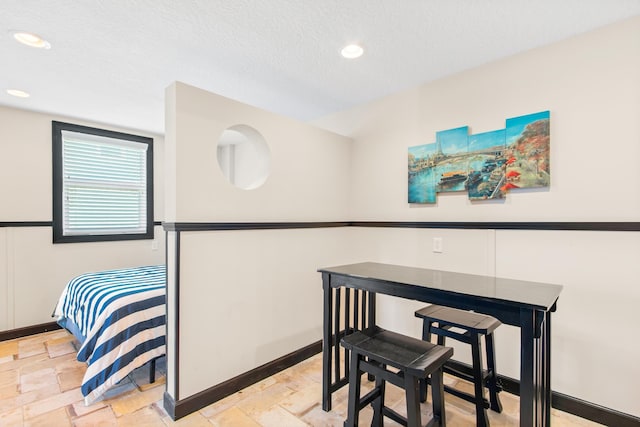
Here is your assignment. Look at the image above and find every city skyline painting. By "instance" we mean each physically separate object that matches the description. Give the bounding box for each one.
[408,110,550,204]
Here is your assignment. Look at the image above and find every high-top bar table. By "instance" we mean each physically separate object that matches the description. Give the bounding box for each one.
[319,262,563,427]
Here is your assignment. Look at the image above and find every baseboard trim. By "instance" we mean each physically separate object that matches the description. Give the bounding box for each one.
[164,349,640,424]
[7,327,637,425]
[163,392,176,419]
[447,360,640,427]
[0,321,61,342]
[165,340,322,420]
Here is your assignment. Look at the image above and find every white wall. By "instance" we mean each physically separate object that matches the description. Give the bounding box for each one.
[164,82,354,400]
[178,228,354,397]
[314,17,640,417]
[495,230,640,414]
[316,18,640,222]
[165,82,350,223]
[0,106,165,330]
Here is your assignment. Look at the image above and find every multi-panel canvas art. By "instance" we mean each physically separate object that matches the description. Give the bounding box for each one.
[408,111,550,203]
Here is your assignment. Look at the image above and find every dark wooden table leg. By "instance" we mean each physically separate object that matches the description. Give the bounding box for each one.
[520,309,535,427]
[544,310,552,426]
[322,273,333,411]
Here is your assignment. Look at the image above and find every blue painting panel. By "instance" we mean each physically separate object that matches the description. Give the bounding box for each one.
[434,126,470,193]
[408,143,437,204]
[436,126,469,155]
[467,129,506,200]
[468,129,505,153]
[407,111,550,204]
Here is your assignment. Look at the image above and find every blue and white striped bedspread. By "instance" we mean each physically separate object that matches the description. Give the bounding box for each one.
[53,265,166,404]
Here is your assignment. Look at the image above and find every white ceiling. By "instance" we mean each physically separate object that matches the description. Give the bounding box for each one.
[2,0,640,135]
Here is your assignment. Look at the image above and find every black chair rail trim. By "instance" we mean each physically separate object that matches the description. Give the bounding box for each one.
[0,221,163,227]
[350,221,640,231]
[162,221,350,231]
[161,221,640,232]
[0,221,53,227]
[2,221,639,231]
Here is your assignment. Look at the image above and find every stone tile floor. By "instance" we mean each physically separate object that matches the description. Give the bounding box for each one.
[0,329,603,426]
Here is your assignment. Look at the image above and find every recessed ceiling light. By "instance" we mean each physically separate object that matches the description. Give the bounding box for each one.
[7,89,30,98]
[341,44,364,59]
[13,32,51,49]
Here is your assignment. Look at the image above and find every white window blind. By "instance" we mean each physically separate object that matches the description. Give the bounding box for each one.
[61,130,148,236]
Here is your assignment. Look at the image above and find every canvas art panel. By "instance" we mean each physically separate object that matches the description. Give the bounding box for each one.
[504,110,551,190]
[434,126,470,193]
[407,110,550,204]
[408,143,437,203]
[466,129,506,201]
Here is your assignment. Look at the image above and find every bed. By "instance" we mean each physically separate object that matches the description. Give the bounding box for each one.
[53,265,166,404]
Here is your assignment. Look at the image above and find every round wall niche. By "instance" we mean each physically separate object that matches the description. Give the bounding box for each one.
[216,124,271,190]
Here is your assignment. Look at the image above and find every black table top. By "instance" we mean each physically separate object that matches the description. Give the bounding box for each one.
[319,262,563,312]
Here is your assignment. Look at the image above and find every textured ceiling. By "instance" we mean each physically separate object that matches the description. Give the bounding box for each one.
[2,0,640,134]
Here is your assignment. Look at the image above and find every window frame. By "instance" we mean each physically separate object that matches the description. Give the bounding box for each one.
[52,121,154,243]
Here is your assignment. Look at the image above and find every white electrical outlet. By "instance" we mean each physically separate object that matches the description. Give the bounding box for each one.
[432,237,443,253]
[151,241,158,251]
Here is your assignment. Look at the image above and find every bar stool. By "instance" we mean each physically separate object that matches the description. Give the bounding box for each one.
[415,305,503,427]
[340,326,453,427]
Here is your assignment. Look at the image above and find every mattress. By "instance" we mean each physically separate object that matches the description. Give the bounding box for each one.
[53,265,166,403]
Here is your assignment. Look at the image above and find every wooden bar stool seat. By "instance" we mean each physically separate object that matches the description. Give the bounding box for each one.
[415,305,503,427]
[340,326,453,427]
